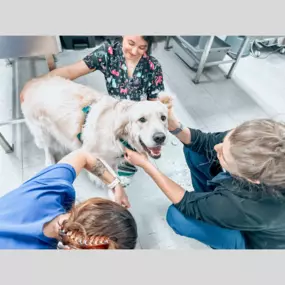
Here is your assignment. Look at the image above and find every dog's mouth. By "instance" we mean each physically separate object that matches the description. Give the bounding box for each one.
[139,138,162,159]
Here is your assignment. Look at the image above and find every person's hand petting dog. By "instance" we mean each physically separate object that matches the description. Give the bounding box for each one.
[158,93,174,116]
[124,148,150,168]
[124,147,185,204]
[112,184,130,208]
[158,93,191,145]
[158,93,180,131]
[62,149,131,208]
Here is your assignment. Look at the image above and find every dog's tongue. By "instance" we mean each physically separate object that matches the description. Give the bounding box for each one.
[149,146,161,155]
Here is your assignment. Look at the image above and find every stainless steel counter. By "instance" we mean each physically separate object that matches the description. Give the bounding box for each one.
[164,36,250,84]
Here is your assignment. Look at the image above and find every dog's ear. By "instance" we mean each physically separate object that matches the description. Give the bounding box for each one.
[114,116,129,139]
[113,100,135,139]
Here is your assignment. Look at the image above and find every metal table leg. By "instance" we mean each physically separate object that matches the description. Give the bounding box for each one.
[226,36,250,79]
[0,54,56,154]
[0,132,13,153]
[164,36,173,51]
[11,59,24,158]
[192,36,215,84]
[0,59,20,153]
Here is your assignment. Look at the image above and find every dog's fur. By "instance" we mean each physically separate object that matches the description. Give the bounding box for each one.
[21,76,168,186]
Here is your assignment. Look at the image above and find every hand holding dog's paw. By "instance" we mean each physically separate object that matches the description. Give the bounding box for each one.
[113,184,131,208]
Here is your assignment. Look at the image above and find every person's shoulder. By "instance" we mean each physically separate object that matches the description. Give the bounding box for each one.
[143,54,162,71]
[149,55,161,65]
[94,40,110,52]
[111,40,123,56]
[97,40,122,58]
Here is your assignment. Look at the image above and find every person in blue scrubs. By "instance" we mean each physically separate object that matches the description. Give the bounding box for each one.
[0,148,137,250]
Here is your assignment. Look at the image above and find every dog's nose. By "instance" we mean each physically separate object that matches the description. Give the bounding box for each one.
[153,132,166,144]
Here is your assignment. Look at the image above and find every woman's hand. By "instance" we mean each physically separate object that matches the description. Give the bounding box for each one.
[158,93,174,116]
[124,148,150,168]
[158,93,181,132]
[124,148,185,205]
[113,184,131,208]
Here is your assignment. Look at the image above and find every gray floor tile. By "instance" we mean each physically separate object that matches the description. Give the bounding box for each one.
[229,104,269,126]
[219,54,285,117]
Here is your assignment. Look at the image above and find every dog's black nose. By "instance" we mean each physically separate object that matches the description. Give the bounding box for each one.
[153,132,166,144]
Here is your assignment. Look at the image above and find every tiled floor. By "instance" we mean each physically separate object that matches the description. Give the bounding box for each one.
[0,39,284,249]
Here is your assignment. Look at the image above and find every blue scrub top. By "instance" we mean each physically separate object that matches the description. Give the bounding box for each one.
[0,163,76,249]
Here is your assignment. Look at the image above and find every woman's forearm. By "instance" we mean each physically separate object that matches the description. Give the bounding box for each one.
[143,161,185,204]
[168,114,191,145]
[47,67,73,80]
[58,149,87,175]
[174,128,191,145]
[37,66,72,80]
[87,158,118,186]
[40,61,92,81]
[58,149,118,186]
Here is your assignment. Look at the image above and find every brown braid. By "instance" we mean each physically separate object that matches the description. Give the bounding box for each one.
[59,227,112,249]
[57,198,137,250]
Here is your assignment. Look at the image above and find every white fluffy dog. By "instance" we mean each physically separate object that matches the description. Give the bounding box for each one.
[20,76,169,188]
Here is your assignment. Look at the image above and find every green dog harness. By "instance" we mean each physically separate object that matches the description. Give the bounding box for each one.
[77,105,91,142]
[119,138,136,151]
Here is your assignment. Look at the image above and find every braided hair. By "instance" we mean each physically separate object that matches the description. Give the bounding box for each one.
[58,198,138,250]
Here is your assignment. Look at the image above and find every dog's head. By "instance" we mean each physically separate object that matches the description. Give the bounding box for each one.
[114,100,168,159]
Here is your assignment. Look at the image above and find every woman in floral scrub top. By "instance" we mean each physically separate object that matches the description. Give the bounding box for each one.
[44,36,165,186]
[83,38,164,101]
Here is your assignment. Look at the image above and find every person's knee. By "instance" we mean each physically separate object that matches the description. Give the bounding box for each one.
[183,146,194,164]
[183,146,202,169]
[166,205,185,235]
[167,205,246,249]
[183,146,193,159]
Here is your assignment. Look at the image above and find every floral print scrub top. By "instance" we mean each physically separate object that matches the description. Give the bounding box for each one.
[82,41,165,101]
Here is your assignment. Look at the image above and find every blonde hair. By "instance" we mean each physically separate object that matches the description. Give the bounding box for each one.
[59,198,137,249]
[229,119,285,188]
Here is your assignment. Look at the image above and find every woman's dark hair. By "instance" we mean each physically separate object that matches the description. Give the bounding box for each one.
[141,36,166,54]
[59,198,138,249]
[113,36,166,55]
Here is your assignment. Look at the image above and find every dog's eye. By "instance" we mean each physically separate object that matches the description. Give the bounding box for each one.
[161,115,166,121]
[139,117,147,123]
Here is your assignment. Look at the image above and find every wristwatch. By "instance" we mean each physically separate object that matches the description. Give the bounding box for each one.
[169,122,184,135]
